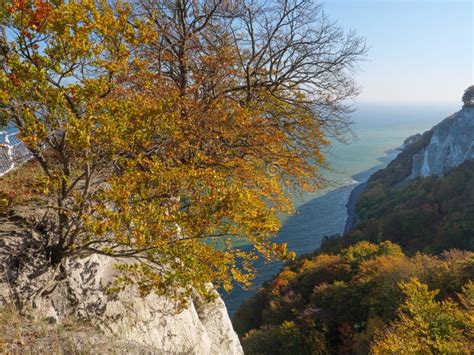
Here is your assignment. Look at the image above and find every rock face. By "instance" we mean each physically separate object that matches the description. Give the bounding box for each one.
[12,254,243,354]
[408,107,474,178]
[0,223,243,355]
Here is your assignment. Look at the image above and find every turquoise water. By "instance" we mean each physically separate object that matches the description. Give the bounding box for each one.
[300,103,459,200]
[222,102,459,316]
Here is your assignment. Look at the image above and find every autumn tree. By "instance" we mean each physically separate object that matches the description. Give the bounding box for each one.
[0,0,144,258]
[0,0,365,301]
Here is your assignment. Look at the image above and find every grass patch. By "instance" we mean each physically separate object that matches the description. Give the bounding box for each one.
[0,302,154,353]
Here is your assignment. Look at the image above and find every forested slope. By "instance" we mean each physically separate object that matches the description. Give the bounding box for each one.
[233,118,474,354]
[233,241,473,354]
[323,160,474,254]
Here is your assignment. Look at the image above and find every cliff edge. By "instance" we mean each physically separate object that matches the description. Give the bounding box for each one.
[408,107,474,179]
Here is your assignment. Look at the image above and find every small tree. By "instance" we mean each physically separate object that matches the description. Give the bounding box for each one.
[462,86,474,107]
[0,0,366,301]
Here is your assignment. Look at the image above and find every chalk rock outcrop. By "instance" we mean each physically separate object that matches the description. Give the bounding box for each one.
[408,106,474,178]
[0,229,242,355]
[24,255,242,354]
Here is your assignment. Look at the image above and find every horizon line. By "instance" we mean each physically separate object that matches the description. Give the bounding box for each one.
[353,100,461,106]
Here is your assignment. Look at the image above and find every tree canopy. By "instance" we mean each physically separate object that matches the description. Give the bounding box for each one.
[0,0,365,301]
[462,85,474,107]
[234,242,474,354]
[372,278,473,354]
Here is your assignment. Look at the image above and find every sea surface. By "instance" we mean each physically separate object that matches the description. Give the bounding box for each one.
[222,102,459,316]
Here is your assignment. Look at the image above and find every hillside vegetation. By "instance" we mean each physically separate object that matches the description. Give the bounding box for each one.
[233,241,474,354]
[0,302,157,353]
[234,132,474,354]
[323,154,474,254]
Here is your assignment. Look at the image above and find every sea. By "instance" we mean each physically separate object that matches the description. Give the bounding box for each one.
[221,102,459,316]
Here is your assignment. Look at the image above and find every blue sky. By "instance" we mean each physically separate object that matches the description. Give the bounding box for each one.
[323,0,473,104]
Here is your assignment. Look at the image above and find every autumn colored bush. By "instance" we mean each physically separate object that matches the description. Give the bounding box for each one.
[241,321,328,355]
[371,278,473,354]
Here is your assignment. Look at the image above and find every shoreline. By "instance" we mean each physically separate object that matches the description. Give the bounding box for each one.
[343,181,367,234]
[343,147,403,235]
[225,148,404,316]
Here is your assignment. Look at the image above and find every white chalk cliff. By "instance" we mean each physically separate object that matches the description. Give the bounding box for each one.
[408,106,474,179]
[26,255,243,354]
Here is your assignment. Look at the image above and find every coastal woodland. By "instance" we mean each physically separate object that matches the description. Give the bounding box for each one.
[234,241,473,354]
